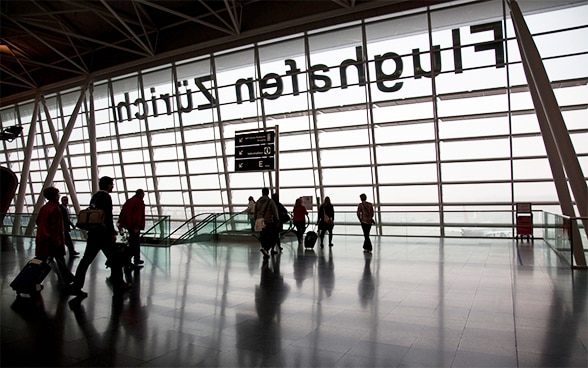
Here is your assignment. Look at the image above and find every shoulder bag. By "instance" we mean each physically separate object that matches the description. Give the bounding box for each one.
[254,200,270,232]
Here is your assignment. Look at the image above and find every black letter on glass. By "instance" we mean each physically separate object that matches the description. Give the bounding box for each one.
[116,92,133,122]
[471,21,505,68]
[195,75,216,110]
[452,28,463,74]
[310,64,332,92]
[236,78,255,104]
[375,52,403,93]
[261,73,283,100]
[285,59,301,95]
[134,98,148,119]
[413,46,441,79]
[176,80,193,113]
[340,46,366,88]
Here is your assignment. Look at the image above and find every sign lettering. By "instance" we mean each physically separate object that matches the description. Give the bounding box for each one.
[113,21,504,123]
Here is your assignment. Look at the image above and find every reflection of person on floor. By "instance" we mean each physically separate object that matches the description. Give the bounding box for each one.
[293,244,316,288]
[69,269,146,364]
[235,257,290,365]
[256,258,289,324]
[36,186,74,286]
[358,253,375,308]
[318,248,335,298]
[9,295,64,366]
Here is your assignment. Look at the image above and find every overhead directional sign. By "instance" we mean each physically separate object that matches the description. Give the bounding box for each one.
[236,157,275,171]
[235,131,275,147]
[235,129,276,172]
[235,144,274,158]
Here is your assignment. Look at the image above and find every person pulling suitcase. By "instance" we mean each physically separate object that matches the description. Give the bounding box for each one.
[10,186,74,296]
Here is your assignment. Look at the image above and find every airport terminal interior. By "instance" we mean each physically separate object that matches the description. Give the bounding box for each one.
[1,0,588,367]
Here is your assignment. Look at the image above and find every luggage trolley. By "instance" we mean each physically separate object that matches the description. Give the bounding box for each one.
[515,203,533,242]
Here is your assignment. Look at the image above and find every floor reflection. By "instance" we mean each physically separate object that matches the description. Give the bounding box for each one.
[358,253,375,308]
[1,235,586,367]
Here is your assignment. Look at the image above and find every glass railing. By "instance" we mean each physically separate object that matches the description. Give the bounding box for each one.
[170,213,218,244]
[139,215,171,246]
[214,213,251,234]
[301,210,521,238]
[0,213,32,236]
[0,213,170,246]
[542,212,587,268]
[542,211,572,265]
[3,210,586,258]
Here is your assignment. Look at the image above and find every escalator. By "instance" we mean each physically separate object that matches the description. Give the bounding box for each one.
[170,212,253,245]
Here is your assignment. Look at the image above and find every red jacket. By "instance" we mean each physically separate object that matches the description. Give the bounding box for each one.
[35,200,65,259]
[118,195,145,232]
[292,204,308,222]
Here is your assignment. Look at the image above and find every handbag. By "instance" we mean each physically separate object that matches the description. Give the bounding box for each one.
[254,200,271,232]
[323,213,333,224]
[76,208,105,230]
[254,218,265,232]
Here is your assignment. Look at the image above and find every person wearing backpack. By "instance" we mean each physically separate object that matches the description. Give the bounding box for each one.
[272,192,290,254]
[255,188,279,258]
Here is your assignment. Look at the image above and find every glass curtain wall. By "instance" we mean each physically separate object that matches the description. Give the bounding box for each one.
[1,0,587,237]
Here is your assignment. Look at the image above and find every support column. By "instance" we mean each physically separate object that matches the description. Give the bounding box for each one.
[25,82,89,235]
[508,0,587,265]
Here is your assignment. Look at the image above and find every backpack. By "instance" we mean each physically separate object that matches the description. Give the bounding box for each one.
[278,203,290,224]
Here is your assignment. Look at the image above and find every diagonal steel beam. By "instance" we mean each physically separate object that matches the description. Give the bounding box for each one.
[223,0,241,36]
[10,12,152,57]
[31,0,90,71]
[131,0,155,54]
[199,0,236,34]
[100,0,154,56]
[135,0,236,36]
[0,66,36,88]
[2,12,87,73]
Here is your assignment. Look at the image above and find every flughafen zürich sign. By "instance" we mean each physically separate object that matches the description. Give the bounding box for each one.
[113,21,504,124]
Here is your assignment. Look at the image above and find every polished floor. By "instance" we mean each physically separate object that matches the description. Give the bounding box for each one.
[1,233,586,367]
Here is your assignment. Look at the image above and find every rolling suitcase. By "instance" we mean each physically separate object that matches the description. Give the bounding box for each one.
[10,258,52,296]
[304,230,318,249]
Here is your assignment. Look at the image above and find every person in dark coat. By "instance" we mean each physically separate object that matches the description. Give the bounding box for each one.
[272,192,288,254]
[70,176,130,297]
[317,196,335,248]
[118,189,146,267]
[60,196,79,256]
[255,187,279,259]
[36,186,74,286]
